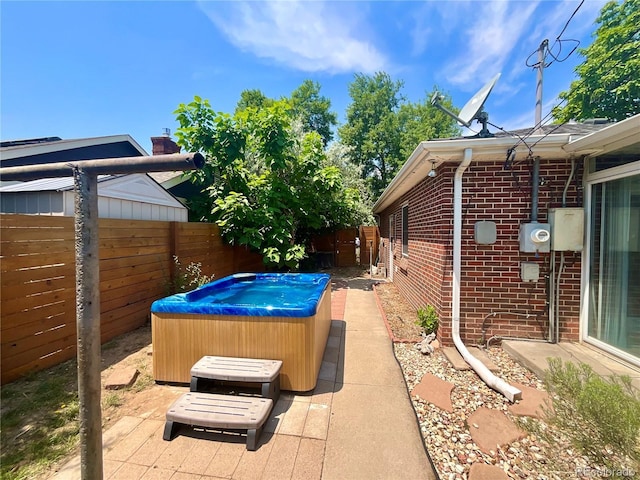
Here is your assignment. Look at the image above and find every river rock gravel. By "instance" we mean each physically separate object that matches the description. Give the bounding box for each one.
[393,342,597,479]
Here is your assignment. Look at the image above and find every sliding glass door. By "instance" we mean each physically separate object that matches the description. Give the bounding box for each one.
[587,171,640,359]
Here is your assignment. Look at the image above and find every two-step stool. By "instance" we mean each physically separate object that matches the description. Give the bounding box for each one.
[189,355,282,402]
[163,356,282,450]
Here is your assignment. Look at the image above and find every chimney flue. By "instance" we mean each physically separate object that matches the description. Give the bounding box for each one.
[151,130,181,155]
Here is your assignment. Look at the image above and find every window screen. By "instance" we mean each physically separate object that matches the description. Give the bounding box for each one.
[402,205,409,256]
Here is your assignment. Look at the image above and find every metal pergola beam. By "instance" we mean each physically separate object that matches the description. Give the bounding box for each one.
[0,152,204,479]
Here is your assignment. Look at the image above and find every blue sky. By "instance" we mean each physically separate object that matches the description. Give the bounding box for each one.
[1,0,607,154]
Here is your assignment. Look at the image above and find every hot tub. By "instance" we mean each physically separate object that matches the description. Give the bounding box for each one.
[151,273,332,391]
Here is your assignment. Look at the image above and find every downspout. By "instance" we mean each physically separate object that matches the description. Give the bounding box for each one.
[452,148,522,402]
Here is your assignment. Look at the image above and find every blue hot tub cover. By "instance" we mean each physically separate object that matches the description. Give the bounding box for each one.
[151,272,331,317]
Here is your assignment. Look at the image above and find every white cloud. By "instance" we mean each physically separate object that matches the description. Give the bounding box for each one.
[442,1,540,88]
[197,0,387,74]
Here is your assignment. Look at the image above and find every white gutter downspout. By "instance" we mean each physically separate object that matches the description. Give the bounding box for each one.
[452,148,522,402]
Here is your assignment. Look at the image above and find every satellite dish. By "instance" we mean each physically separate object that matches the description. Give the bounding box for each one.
[431,73,501,138]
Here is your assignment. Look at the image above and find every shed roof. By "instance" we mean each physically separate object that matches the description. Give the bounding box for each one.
[0,134,148,166]
[0,173,186,209]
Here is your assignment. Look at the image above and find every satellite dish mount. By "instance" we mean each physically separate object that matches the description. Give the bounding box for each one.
[431,73,501,138]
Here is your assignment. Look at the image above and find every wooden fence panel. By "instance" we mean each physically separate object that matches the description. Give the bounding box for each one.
[1,214,265,384]
[1,215,77,383]
[359,226,380,268]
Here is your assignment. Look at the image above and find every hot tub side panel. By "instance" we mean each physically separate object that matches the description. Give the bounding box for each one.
[151,284,331,391]
[313,286,332,383]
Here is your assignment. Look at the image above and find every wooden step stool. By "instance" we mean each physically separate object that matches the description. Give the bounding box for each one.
[190,356,282,401]
[163,392,272,450]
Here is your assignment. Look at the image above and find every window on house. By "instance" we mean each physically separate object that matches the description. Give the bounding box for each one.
[402,205,409,256]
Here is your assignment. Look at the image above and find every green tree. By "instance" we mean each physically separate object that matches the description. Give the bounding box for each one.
[399,88,461,160]
[553,0,640,122]
[339,72,405,198]
[174,97,363,270]
[235,89,273,114]
[324,141,375,226]
[289,80,338,147]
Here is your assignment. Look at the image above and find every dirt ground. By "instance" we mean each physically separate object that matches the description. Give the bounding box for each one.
[374,282,425,341]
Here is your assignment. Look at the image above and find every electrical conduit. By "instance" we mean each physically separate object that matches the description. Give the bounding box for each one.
[452,148,522,402]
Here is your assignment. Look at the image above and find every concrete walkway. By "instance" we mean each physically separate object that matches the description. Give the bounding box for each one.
[51,276,437,480]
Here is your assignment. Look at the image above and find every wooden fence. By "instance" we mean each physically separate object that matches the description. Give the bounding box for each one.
[359,225,380,268]
[0,214,264,384]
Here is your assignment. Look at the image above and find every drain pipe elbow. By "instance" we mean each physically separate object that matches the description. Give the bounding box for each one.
[452,148,522,402]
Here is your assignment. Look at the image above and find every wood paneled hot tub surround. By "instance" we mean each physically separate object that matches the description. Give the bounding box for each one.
[151,273,332,391]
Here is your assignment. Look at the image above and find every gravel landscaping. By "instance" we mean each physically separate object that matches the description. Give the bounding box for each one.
[375,281,637,480]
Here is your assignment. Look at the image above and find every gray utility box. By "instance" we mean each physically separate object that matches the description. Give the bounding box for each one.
[548,208,584,251]
[520,222,551,253]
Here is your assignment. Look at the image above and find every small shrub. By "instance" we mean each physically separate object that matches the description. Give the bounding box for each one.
[166,255,214,294]
[526,358,640,472]
[416,305,439,336]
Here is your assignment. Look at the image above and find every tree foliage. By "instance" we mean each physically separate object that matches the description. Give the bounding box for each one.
[235,89,273,114]
[398,88,461,160]
[324,141,376,226]
[174,96,363,269]
[338,72,405,198]
[339,72,460,198]
[235,81,337,147]
[289,80,338,147]
[553,0,640,122]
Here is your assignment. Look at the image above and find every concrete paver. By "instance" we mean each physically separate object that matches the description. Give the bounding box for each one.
[290,438,325,480]
[469,462,510,479]
[302,403,331,440]
[322,281,436,480]
[442,346,471,370]
[411,373,455,412]
[508,382,551,419]
[105,367,139,390]
[260,434,300,480]
[467,407,526,454]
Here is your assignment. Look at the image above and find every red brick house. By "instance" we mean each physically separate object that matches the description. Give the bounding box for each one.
[373,115,640,368]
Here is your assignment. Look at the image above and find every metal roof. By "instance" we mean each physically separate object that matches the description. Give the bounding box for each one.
[0,175,118,192]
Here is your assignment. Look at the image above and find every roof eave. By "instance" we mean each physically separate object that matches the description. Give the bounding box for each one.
[563,114,640,156]
[373,134,574,214]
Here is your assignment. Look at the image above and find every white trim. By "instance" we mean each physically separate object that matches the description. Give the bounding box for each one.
[581,160,640,365]
[373,134,577,213]
[586,160,640,184]
[388,214,394,281]
[583,337,640,369]
[565,115,640,156]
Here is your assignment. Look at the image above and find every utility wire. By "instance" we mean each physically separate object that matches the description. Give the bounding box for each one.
[526,0,585,67]
[511,36,632,151]
[556,0,585,40]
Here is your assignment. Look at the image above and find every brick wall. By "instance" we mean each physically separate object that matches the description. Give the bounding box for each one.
[377,158,583,346]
